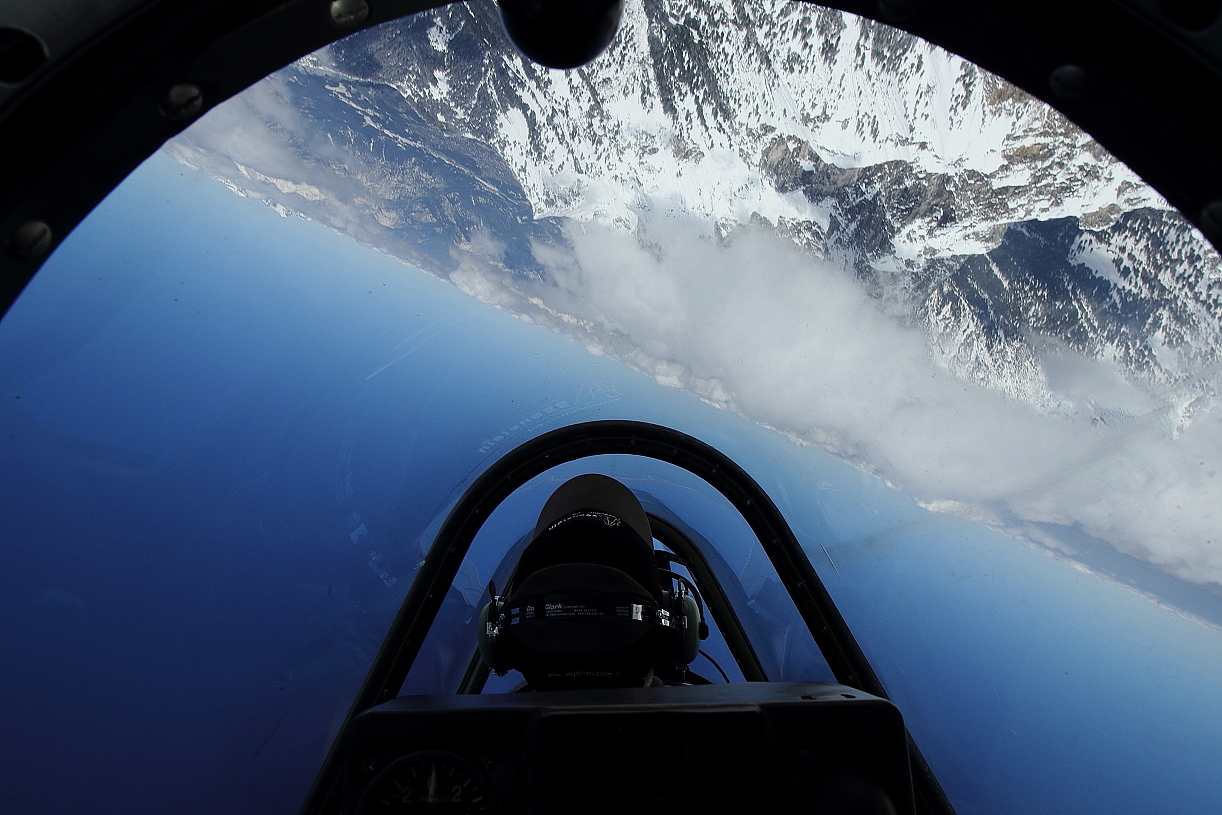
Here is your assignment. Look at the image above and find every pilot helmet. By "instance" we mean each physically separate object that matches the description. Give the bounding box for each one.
[479,474,671,690]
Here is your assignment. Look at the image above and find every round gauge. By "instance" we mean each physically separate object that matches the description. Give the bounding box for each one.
[357,750,495,815]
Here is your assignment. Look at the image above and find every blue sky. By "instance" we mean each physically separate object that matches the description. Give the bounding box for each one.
[2,150,1222,815]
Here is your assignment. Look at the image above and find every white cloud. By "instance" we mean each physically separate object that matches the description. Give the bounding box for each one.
[162,3,1222,591]
[509,217,1222,588]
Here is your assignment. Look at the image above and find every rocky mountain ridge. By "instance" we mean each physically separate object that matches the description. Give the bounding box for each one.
[164,0,1222,588]
[169,0,1219,406]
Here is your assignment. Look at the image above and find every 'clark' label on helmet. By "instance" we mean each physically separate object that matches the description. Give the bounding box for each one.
[543,602,602,618]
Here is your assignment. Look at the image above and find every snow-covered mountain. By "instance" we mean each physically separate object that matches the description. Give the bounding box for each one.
[169,0,1216,388]
[166,0,1222,589]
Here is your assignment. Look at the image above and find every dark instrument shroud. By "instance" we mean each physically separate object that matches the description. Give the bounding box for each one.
[344,682,913,815]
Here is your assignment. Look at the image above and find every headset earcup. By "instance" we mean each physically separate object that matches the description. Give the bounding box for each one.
[477,601,510,674]
[679,593,701,666]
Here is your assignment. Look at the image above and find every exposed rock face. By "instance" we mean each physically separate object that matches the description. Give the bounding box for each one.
[169,0,1219,402]
[165,0,1222,586]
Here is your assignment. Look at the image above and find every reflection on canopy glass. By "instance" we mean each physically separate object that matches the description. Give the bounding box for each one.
[2,1,1221,815]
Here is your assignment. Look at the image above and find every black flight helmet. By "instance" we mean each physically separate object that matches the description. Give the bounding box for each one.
[483,474,669,690]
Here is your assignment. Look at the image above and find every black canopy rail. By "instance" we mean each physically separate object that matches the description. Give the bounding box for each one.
[6,0,1222,318]
[300,419,956,815]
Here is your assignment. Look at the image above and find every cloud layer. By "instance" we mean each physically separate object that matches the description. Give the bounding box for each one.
[163,1,1222,590]
[448,216,1222,588]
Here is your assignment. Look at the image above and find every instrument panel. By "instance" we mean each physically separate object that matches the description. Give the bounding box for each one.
[342,682,914,815]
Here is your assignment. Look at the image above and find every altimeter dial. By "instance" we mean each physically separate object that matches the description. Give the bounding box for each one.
[358,751,494,815]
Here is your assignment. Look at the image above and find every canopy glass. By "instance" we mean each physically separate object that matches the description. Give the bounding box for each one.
[2,2,1221,814]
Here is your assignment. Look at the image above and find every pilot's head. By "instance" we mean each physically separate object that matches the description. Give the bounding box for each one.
[478,474,674,690]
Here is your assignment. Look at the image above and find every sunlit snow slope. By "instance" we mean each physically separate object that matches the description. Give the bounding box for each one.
[166,0,1222,591]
